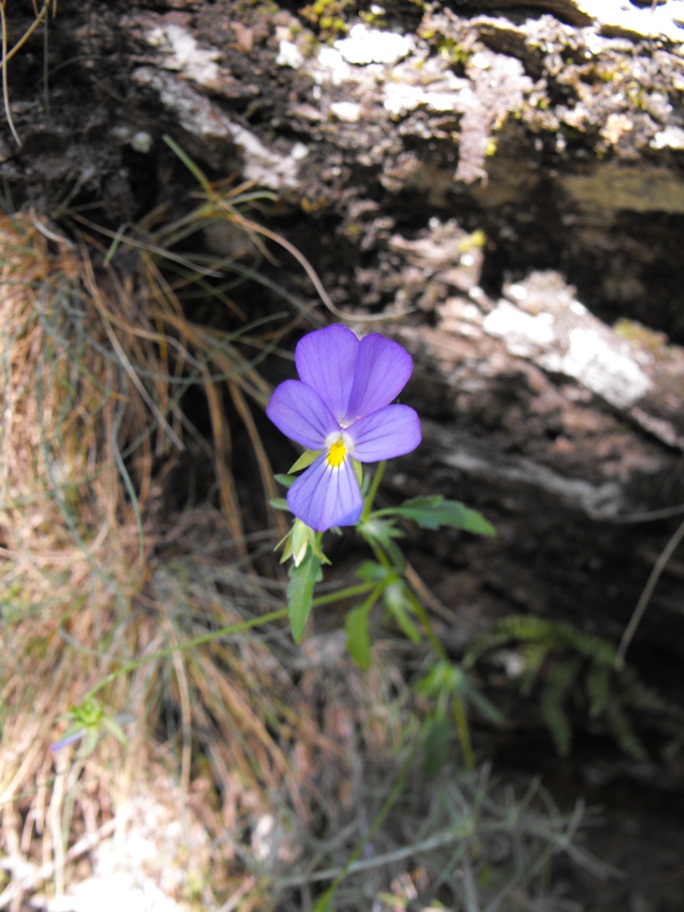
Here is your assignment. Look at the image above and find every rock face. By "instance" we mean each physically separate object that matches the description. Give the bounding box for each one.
[2,0,684,721]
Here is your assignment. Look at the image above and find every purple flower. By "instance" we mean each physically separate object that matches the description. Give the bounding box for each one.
[267,324,421,532]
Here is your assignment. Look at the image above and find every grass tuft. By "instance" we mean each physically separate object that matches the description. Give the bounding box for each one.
[0,200,295,903]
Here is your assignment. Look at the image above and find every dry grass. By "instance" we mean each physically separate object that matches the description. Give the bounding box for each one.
[0,198,303,904]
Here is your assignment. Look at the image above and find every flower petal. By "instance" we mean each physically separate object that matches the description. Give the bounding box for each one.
[266,380,338,450]
[345,334,413,422]
[287,453,363,532]
[347,404,421,462]
[295,324,359,422]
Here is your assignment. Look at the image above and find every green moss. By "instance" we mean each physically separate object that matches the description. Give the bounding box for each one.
[615,318,671,357]
[484,138,498,157]
[359,7,387,28]
[440,38,470,68]
[458,229,487,253]
[300,0,352,38]
[625,81,647,110]
[417,26,470,68]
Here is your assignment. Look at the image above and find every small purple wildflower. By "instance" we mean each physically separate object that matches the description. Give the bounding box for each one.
[267,324,421,532]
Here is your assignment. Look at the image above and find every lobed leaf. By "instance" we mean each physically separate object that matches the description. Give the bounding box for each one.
[380,495,495,535]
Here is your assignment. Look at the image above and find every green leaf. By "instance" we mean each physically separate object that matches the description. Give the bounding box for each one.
[345,602,373,671]
[287,550,323,643]
[313,889,334,912]
[541,685,572,756]
[100,714,129,746]
[289,449,322,473]
[358,516,404,545]
[384,582,422,644]
[357,517,405,569]
[355,560,394,585]
[274,474,295,489]
[416,660,452,699]
[423,711,450,777]
[74,697,103,727]
[379,496,495,535]
[466,684,506,725]
[83,726,100,757]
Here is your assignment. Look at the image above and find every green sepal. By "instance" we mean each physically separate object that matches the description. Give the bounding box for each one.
[277,520,331,567]
[289,449,323,473]
[352,458,363,488]
[290,518,310,565]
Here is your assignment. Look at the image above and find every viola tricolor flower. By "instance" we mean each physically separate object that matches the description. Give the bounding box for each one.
[267,324,421,532]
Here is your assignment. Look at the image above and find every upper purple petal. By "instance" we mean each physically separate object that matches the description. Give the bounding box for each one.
[347,404,421,462]
[287,452,363,531]
[266,379,339,450]
[344,334,413,423]
[295,325,359,423]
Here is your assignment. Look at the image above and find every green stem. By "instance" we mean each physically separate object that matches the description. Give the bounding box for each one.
[361,460,386,521]
[408,595,448,662]
[85,607,288,702]
[412,597,474,769]
[312,581,378,608]
[313,742,416,910]
[370,542,392,571]
[82,582,378,702]
[452,694,474,772]
[406,579,476,771]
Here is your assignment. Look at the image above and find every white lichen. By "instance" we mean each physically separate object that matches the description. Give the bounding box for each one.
[276,39,305,69]
[334,24,414,66]
[146,24,220,87]
[330,101,362,122]
[133,69,300,189]
[484,298,652,410]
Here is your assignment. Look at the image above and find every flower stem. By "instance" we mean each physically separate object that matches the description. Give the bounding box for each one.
[452,693,475,772]
[361,460,386,521]
[312,582,379,608]
[408,595,448,662]
[409,595,474,769]
[83,607,289,702]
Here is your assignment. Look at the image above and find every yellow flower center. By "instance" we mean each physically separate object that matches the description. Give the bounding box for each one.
[326,437,347,468]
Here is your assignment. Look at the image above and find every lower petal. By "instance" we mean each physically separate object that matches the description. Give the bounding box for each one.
[287,453,363,532]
